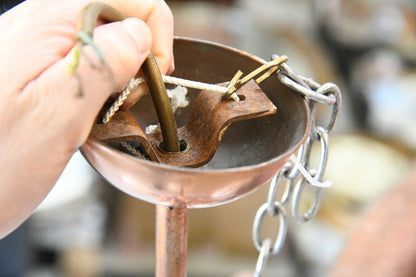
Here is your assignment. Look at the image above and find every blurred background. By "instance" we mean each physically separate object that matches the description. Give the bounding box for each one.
[1,0,415,276]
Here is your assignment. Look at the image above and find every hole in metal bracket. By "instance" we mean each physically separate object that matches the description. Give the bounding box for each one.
[158,139,189,155]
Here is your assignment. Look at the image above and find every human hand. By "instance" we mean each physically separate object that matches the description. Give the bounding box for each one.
[0,0,174,238]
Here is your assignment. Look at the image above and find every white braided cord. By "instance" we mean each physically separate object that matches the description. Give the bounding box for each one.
[102,77,145,124]
[288,155,332,188]
[103,75,234,124]
[162,75,227,93]
[120,142,146,159]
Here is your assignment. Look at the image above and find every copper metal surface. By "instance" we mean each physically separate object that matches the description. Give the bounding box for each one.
[156,205,188,277]
[81,37,311,208]
[81,37,311,277]
[90,80,277,167]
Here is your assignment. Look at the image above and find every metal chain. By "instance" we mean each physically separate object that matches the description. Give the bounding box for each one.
[251,55,341,277]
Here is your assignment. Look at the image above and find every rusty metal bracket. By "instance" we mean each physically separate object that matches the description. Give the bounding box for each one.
[91,80,277,167]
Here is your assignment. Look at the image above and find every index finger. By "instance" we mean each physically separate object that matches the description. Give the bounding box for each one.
[74,0,174,108]
[93,0,174,74]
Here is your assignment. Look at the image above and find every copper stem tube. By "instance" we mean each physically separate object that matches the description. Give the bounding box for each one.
[155,204,188,277]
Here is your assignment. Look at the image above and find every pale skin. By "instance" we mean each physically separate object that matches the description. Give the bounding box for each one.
[0,0,174,238]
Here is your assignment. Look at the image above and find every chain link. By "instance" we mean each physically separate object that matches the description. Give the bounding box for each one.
[253,202,288,255]
[254,238,272,277]
[251,55,341,276]
[291,126,329,223]
[311,83,342,136]
[267,168,293,211]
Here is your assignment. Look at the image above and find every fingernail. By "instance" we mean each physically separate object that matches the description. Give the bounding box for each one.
[170,56,175,73]
[121,18,152,55]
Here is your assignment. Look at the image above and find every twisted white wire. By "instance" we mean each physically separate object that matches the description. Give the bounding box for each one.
[103,75,237,124]
[102,77,145,124]
[162,75,227,93]
[289,155,332,188]
[120,141,146,159]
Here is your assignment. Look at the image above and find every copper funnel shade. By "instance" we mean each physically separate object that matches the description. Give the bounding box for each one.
[81,37,311,209]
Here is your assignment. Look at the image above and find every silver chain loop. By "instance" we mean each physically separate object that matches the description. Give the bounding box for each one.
[291,126,329,223]
[253,202,288,255]
[254,238,272,277]
[251,55,341,276]
[267,168,293,212]
[311,83,342,136]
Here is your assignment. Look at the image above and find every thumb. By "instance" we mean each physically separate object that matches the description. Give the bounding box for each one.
[74,17,153,106]
[0,18,153,238]
[23,18,152,147]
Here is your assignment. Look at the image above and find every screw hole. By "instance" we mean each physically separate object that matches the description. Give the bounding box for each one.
[158,139,188,154]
